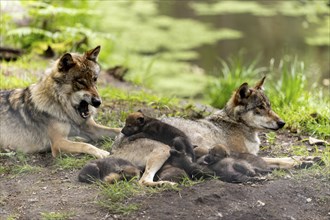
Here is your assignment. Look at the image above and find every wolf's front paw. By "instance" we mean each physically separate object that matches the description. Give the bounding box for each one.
[293,156,324,169]
[95,149,110,159]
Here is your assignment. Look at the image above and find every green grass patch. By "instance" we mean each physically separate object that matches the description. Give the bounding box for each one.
[97,178,181,215]
[55,154,94,170]
[11,164,43,175]
[99,87,178,108]
[40,211,75,220]
[0,72,37,90]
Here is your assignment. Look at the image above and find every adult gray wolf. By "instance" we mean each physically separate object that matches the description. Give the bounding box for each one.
[111,77,317,186]
[0,46,120,158]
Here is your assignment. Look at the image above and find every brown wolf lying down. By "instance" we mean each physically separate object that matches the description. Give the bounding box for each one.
[78,157,141,184]
[169,144,271,183]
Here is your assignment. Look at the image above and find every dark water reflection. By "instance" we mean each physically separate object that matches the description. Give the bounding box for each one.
[158,1,329,86]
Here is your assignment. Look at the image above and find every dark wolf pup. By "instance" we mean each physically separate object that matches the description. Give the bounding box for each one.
[169,144,271,183]
[78,157,141,184]
[0,46,120,158]
[121,111,196,161]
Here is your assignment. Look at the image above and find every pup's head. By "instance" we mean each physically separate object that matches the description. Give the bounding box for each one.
[204,144,229,164]
[225,77,285,131]
[121,111,145,136]
[53,46,102,119]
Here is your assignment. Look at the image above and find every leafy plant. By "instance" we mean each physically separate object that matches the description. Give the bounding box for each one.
[205,56,266,108]
[2,1,112,53]
[268,58,307,107]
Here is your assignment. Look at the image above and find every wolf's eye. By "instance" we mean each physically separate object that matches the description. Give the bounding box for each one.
[93,77,97,82]
[258,105,265,110]
[76,79,87,87]
[255,109,261,115]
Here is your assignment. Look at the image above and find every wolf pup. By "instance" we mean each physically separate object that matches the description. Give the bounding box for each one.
[170,144,271,183]
[121,111,196,162]
[78,157,141,184]
[0,46,120,158]
[199,144,270,174]
[201,144,271,182]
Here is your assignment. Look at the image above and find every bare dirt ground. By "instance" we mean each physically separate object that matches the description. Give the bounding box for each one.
[0,74,329,220]
[1,131,329,220]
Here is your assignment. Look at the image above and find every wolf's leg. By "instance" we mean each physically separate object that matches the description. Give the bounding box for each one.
[139,146,176,186]
[80,117,121,140]
[52,139,110,158]
[48,121,109,158]
[262,156,322,169]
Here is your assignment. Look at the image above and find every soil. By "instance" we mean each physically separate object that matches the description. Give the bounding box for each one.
[1,73,329,220]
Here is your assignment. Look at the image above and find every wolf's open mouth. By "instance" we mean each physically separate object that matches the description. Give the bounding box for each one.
[77,100,90,119]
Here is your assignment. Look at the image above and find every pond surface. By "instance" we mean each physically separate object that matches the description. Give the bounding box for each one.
[158,1,329,85]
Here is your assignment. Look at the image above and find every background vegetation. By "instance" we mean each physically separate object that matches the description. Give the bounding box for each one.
[1,0,329,139]
[1,1,329,216]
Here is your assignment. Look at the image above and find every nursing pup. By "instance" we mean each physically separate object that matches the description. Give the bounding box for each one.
[170,144,271,183]
[78,157,141,184]
[121,111,196,162]
[0,46,120,158]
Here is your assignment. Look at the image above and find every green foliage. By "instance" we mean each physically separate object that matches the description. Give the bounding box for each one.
[2,1,111,53]
[205,56,265,108]
[0,72,37,89]
[268,58,307,106]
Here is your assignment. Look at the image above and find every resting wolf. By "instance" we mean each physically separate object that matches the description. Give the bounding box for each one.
[0,46,120,158]
[111,77,315,186]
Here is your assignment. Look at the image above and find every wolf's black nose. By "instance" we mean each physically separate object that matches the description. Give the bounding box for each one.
[91,97,101,108]
[277,120,286,128]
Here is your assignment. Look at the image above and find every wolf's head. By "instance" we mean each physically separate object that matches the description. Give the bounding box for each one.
[121,112,146,136]
[52,46,102,119]
[225,77,285,131]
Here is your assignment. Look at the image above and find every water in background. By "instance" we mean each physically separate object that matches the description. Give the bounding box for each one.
[158,1,329,87]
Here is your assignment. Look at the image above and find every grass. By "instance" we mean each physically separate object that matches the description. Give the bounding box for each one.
[96,176,199,215]
[40,211,75,220]
[55,154,94,170]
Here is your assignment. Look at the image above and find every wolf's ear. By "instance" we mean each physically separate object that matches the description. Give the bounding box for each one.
[236,83,251,102]
[85,46,101,62]
[58,53,75,72]
[255,76,266,90]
